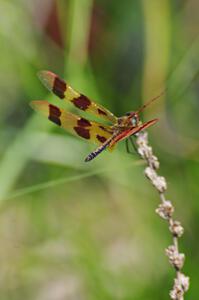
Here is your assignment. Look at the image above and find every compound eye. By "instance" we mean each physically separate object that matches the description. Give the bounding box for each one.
[131,116,137,126]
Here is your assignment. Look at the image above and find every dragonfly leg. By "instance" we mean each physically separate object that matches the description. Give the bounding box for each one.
[125,137,137,155]
[125,139,130,153]
[129,135,138,153]
[125,136,138,156]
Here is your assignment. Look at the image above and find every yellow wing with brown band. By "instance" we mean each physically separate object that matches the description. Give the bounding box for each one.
[38,71,117,124]
[30,100,114,145]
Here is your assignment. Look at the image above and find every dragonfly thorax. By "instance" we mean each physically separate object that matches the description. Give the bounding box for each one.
[116,112,140,129]
[125,111,140,127]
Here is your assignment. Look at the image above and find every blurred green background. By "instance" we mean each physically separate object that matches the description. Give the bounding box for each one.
[0,0,198,299]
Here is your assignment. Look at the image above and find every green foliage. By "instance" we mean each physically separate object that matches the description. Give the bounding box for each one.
[0,0,198,299]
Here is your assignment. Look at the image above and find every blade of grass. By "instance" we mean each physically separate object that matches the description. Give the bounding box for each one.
[5,159,143,201]
[141,0,170,104]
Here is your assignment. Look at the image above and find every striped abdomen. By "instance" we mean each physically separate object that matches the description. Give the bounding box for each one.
[84,134,117,162]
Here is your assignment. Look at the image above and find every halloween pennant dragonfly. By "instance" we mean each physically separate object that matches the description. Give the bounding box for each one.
[30,71,160,162]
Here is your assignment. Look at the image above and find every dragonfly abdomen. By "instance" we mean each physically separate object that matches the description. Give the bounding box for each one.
[85,143,108,162]
[84,133,118,162]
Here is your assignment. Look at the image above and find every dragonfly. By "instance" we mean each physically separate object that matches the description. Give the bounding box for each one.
[30,71,161,162]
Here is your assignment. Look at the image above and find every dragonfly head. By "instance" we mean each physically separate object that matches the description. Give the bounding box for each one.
[125,111,140,127]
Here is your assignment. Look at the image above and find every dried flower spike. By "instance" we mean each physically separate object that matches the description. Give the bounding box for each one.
[136,131,189,299]
[169,221,184,237]
[170,273,190,300]
[156,200,174,220]
[165,245,185,270]
[145,167,167,192]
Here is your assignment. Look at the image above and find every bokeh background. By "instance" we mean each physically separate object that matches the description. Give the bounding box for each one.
[0,0,198,299]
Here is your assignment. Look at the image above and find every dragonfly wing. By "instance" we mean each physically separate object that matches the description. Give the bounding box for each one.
[109,119,158,148]
[30,101,114,145]
[38,71,117,124]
